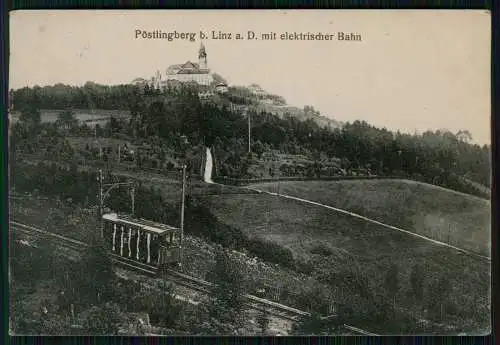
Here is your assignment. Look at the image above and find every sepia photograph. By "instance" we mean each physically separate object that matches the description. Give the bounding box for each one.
[8,10,491,336]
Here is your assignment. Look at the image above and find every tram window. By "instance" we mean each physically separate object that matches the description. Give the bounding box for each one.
[151,235,159,264]
[130,229,138,258]
[123,229,129,244]
[139,232,148,262]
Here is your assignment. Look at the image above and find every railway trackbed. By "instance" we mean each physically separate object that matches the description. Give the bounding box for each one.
[11,220,378,335]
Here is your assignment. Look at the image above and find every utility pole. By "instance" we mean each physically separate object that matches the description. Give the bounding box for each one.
[98,169,104,217]
[98,169,104,238]
[131,186,135,216]
[248,111,251,154]
[179,165,187,268]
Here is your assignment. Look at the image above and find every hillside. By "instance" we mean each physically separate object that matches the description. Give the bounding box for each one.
[10,83,491,199]
[222,84,342,130]
[195,189,490,333]
[250,179,490,257]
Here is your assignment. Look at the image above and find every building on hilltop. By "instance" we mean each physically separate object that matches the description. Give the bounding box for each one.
[163,42,214,86]
[132,43,231,90]
[248,84,267,96]
[132,77,149,86]
[215,83,229,94]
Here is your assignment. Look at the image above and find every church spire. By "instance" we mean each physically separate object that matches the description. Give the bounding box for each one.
[198,41,207,69]
[199,41,207,58]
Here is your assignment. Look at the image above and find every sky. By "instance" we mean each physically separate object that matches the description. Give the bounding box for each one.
[10,10,491,145]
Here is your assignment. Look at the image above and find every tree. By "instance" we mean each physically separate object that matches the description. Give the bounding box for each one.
[79,239,115,304]
[81,302,127,335]
[19,105,41,131]
[256,308,271,335]
[456,130,473,143]
[207,250,248,331]
[211,73,228,86]
[137,282,182,328]
[292,314,324,335]
[56,110,78,131]
[253,140,265,159]
[292,313,343,335]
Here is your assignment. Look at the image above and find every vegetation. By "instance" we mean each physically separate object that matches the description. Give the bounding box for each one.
[256,308,271,335]
[251,179,490,256]
[197,191,490,333]
[9,82,491,334]
[10,227,121,334]
[202,250,249,333]
[11,83,490,198]
[11,83,137,110]
[10,159,490,333]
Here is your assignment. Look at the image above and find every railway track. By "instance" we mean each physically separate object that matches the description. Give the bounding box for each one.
[11,220,378,335]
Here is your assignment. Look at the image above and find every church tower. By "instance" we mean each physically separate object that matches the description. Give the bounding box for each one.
[198,42,207,70]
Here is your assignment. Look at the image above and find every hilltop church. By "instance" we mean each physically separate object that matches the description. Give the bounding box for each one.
[164,42,214,86]
[134,43,215,89]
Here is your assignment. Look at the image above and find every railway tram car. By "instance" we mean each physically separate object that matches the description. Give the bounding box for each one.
[102,213,181,267]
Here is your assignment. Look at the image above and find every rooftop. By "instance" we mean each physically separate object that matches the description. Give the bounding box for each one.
[102,213,180,235]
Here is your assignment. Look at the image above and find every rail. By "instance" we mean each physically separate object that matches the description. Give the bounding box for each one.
[11,220,378,335]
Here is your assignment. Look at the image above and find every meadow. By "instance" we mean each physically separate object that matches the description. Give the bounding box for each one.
[196,189,490,333]
[250,179,491,257]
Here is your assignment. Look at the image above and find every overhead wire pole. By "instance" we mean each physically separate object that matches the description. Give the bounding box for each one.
[248,110,251,154]
[97,168,136,237]
[131,186,135,216]
[98,169,104,238]
[179,164,187,269]
[98,169,104,216]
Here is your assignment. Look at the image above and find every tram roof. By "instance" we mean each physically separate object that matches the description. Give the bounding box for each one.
[102,213,180,235]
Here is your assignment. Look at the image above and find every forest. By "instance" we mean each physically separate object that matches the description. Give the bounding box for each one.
[10,83,491,198]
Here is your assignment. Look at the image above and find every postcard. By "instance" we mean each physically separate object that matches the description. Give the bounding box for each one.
[9,9,491,336]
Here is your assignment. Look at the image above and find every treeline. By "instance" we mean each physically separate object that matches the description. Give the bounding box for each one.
[11,82,138,110]
[12,83,491,194]
[122,85,491,193]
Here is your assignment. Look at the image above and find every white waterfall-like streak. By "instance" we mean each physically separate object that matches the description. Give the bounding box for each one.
[204,147,214,184]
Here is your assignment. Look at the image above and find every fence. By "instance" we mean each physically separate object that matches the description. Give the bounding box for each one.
[213,175,405,186]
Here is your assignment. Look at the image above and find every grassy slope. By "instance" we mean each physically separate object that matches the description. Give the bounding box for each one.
[196,191,490,332]
[250,179,490,256]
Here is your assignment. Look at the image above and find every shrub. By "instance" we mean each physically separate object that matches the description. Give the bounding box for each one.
[310,243,334,256]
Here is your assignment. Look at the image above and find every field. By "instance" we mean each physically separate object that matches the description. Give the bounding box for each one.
[10,108,131,124]
[195,189,490,333]
[250,179,491,257]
